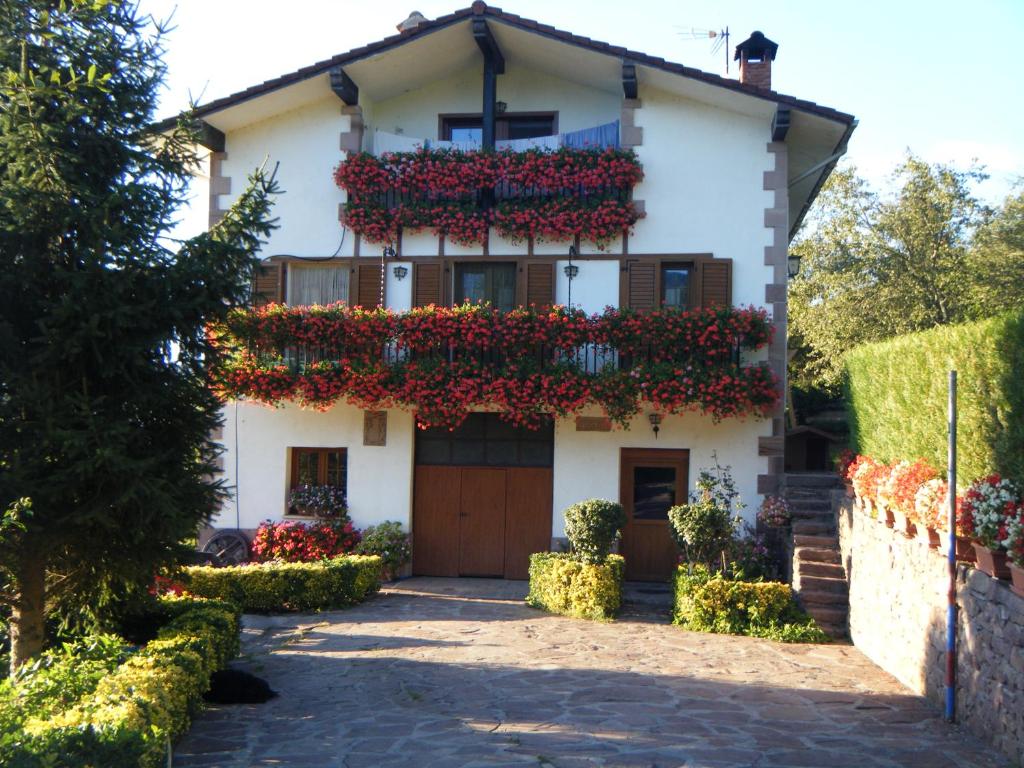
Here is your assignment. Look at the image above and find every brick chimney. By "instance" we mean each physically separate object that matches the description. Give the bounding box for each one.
[734,31,778,90]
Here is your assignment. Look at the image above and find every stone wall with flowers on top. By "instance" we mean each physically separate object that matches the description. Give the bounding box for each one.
[837,494,1024,765]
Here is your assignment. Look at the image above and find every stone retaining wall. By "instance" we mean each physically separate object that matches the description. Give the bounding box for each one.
[837,496,1024,764]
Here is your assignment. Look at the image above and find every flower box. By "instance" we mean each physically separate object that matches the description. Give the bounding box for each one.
[956,536,977,563]
[1009,562,1024,599]
[972,543,1011,580]
[890,509,916,538]
[915,525,940,549]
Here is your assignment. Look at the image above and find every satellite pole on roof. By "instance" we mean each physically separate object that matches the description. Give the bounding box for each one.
[677,25,731,74]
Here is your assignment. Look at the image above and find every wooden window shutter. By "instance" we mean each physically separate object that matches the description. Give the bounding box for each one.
[523,261,555,308]
[626,260,656,311]
[413,262,443,307]
[252,261,284,307]
[354,262,384,308]
[699,259,732,308]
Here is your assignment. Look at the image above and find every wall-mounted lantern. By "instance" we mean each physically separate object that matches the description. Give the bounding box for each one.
[787,253,801,278]
[648,412,662,438]
[393,265,409,281]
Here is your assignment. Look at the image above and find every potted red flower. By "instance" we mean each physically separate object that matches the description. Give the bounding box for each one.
[1004,501,1024,597]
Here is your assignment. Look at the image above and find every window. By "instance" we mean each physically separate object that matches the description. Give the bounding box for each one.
[661,264,692,310]
[454,262,517,312]
[441,113,556,142]
[290,448,347,493]
[287,264,349,307]
[415,413,553,467]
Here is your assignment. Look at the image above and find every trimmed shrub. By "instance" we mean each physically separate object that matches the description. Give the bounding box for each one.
[184,555,382,612]
[0,597,240,768]
[672,567,828,643]
[846,311,1024,483]
[563,499,626,564]
[526,552,624,621]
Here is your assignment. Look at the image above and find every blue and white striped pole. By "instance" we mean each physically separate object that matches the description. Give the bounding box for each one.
[945,370,957,723]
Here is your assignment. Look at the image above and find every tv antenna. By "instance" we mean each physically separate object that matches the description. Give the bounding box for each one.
[677,25,731,74]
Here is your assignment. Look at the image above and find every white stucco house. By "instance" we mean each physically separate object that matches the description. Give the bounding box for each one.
[187,3,855,580]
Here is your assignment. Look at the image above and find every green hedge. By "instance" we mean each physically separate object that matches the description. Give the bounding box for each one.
[183,555,382,612]
[526,552,624,621]
[0,597,240,768]
[673,568,828,643]
[845,311,1024,482]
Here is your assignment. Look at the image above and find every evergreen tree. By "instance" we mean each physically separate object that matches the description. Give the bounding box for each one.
[0,0,277,672]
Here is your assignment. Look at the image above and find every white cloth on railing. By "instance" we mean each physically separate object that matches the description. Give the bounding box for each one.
[560,121,620,149]
[369,122,621,156]
[429,139,482,152]
[496,135,561,151]
[372,129,425,155]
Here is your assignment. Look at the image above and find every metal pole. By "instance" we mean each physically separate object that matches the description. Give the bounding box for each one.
[945,370,957,722]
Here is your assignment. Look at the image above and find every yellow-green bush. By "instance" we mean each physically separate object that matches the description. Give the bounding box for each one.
[1,597,240,768]
[846,311,1024,482]
[184,555,382,612]
[672,567,828,643]
[526,552,624,621]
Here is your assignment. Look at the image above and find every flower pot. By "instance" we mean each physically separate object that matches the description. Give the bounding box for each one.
[890,510,916,538]
[881,505,895,529]
[1010,562,1024,599]
[972,543,1011,580]
[915,525,940,549]
[955,536,977,563]
[844,482,854,498]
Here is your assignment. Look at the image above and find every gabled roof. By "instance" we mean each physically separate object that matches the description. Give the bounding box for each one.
[170,2,855,238]
[183,2,854,127]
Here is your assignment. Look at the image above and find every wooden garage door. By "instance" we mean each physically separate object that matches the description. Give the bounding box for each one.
[413,415,553,579]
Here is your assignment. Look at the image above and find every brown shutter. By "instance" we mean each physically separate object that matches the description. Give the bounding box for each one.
[626,260,656,311]
[699,259,732,308]
[354,262,384,308]
[413,262,443,307]
[524,261,555,308]
[252,261,284,307]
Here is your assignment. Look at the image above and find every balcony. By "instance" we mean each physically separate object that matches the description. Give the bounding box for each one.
[214,303,779,430]
[334,145,644,248]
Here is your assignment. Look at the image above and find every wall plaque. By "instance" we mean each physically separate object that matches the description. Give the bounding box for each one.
[363,410,387,446]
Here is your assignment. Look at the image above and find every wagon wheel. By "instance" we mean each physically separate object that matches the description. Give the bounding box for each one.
[202,530,250,566]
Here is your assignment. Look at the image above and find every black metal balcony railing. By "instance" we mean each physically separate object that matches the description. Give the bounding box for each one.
[252,339,744,377]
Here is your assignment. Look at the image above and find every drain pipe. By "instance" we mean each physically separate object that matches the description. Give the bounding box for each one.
[945,370,958,722]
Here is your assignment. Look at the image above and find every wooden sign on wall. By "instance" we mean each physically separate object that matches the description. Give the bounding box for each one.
[363,411,387,446]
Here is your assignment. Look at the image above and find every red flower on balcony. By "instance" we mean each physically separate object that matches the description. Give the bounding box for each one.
[213,304,778,430]
[333,146,644,247]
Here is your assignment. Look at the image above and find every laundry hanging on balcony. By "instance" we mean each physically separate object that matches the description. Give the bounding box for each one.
[560,121,620,150]
[369,121,621,156]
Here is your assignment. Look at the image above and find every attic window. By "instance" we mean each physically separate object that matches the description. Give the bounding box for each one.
[440,113,556,142]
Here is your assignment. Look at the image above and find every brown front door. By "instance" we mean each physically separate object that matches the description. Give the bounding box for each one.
[621,448,689,581]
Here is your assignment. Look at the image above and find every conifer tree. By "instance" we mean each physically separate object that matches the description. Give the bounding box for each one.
[0,0,278,672]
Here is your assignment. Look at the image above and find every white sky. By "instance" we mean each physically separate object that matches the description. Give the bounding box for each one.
[141,0,1024,237]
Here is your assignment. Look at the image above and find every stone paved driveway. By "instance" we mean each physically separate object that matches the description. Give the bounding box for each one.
[175,578,1009,768]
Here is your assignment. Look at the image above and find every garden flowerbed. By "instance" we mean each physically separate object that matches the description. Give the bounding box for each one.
[183,555,383,612]
[672,567,828,643]
[0,596,240,768]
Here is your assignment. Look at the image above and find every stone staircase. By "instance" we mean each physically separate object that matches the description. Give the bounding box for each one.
[783,473,849,638]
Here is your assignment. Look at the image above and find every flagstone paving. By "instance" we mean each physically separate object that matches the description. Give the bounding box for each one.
[174,578,1009,768]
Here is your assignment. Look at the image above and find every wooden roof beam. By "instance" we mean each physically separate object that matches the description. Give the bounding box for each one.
[196,120,225,153]
[772,107,791,141]
[472,19,505,74]
[329,66,359,105]
[622,60,638,100]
